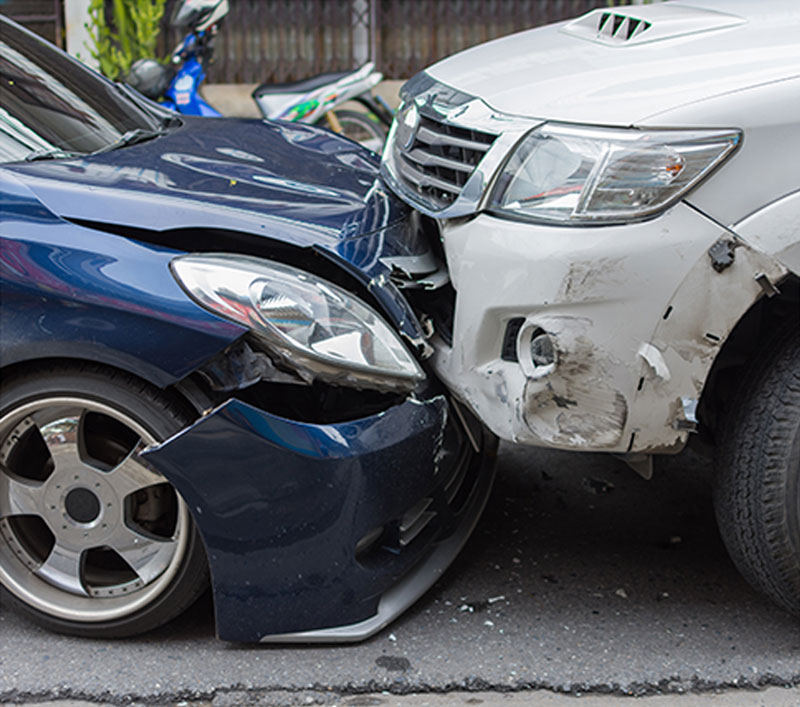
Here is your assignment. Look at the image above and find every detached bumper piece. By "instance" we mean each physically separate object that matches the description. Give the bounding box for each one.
[142,389,495,643]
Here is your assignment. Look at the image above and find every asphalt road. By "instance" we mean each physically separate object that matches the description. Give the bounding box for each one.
[2,442,800,705]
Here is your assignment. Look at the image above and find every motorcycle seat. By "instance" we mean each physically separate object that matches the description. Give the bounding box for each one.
[252,71,351,98]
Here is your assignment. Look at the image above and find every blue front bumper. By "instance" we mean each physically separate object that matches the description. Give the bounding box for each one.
[142,386,496,642]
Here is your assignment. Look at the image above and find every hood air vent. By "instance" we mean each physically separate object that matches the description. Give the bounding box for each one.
[562,6,746,47]
[596,12,651,42]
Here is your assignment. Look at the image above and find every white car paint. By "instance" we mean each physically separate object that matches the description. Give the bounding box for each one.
[381,0,799,469]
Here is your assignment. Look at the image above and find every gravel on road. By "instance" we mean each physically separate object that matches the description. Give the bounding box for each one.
[2,443,799,705]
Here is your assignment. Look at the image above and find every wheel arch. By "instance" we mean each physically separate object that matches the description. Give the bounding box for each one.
[697,272,800,445]
[0,357,203,423]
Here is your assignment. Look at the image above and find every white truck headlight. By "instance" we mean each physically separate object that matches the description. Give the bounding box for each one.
[488,123,741,224]
[171,254,424,389]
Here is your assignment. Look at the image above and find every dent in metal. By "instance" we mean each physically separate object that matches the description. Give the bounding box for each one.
[519,317,629,449]
[632,237,789,451]
[141,393,494,642]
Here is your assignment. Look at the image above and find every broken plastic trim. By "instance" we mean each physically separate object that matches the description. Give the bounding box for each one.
[259,438,497,643]
[196,338,306,392]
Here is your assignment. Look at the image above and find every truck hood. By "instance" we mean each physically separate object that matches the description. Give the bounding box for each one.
[4,117,407,249]
[424,0,800,125]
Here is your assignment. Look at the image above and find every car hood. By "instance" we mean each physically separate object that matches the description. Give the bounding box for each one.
[424,0,800,125]
[3,118,407,249]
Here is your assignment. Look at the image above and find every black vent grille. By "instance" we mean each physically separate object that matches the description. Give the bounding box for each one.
[597,12,652,41]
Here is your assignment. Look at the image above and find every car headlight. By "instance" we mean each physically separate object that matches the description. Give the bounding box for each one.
[171,254,424,390]
[488,123,741,224]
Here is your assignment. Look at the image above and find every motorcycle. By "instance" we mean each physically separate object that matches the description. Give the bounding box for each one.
[127,0,392,151]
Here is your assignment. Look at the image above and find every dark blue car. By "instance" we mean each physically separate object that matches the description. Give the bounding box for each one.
[0,16,495,642]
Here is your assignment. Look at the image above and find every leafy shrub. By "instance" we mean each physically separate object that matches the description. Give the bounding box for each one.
[85,0,166,80]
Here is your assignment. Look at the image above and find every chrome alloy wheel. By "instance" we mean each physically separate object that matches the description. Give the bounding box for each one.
[0,397,189,623]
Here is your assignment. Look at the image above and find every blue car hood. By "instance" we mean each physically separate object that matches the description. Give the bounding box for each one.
[4,118,408,248]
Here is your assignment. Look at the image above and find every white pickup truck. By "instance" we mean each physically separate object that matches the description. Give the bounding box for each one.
[381,0,800,617]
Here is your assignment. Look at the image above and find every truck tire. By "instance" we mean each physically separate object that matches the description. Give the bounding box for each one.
[714,327,800,615]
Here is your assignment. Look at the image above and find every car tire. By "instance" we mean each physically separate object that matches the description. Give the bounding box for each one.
[0,363,209,637]
[714,328,800,616]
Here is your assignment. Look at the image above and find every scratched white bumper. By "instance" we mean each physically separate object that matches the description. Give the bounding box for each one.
[433,202,787,455]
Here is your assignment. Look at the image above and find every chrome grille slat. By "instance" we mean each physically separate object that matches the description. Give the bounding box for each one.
[404,148,476,173]
[397,156,462,194]
[415,126,493,153]
[391,107,498,211]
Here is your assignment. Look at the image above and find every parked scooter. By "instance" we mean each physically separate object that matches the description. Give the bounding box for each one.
[127,0,392,151]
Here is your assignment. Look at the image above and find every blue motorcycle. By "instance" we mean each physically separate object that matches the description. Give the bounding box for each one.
[127,0,391,150]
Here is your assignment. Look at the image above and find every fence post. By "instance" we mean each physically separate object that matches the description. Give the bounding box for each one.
[353,0,369,66]
[368,0,378,67]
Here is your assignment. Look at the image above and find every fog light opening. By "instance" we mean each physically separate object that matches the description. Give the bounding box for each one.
[517,325,558,379]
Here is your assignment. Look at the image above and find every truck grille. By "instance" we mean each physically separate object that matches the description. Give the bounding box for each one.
[393,114,497,210]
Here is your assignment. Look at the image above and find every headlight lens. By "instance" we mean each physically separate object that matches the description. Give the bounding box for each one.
[488,123,741,224]
[171,254,424,388]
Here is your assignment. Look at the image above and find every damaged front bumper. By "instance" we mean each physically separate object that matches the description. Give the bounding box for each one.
[142,383,496,643]
[432,202,788,459]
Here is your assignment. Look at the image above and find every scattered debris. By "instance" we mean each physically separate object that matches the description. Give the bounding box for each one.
[484,620,495,627]
[388,633,397,642]
[657,592,670,602]
[615,588,628,599]
[488,595,506,604]
[582,477,615,494]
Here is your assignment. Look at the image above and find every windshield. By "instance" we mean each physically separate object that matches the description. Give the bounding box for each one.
[0,17,162,163]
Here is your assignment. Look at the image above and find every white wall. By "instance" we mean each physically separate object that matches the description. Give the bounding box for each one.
[64,0,98,68]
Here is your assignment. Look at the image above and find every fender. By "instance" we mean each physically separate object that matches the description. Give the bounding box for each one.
[733,190,800,276]
[0,170,245,387]
[629,208,790,453]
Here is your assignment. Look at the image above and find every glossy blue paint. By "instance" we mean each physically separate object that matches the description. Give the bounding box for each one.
[3,118,430,347]
[0,20,494,643]
[0,171,245,385]
[4,118,408,244]
[143,386,490,642]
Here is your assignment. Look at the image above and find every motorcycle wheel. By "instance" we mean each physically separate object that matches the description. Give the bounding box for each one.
[324,110,387,153]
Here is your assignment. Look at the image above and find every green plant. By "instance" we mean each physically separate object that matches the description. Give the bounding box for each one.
[85,0,166,80]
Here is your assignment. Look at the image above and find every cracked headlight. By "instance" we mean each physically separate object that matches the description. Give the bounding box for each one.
[488,123,741,224]
[171,254,424,389]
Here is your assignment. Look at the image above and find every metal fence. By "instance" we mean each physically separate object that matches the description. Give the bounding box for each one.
[376,0,621,78]
[166,0,628,84]
[2,0,64,47]
[6,0,630,83]
[162,0,368,84]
